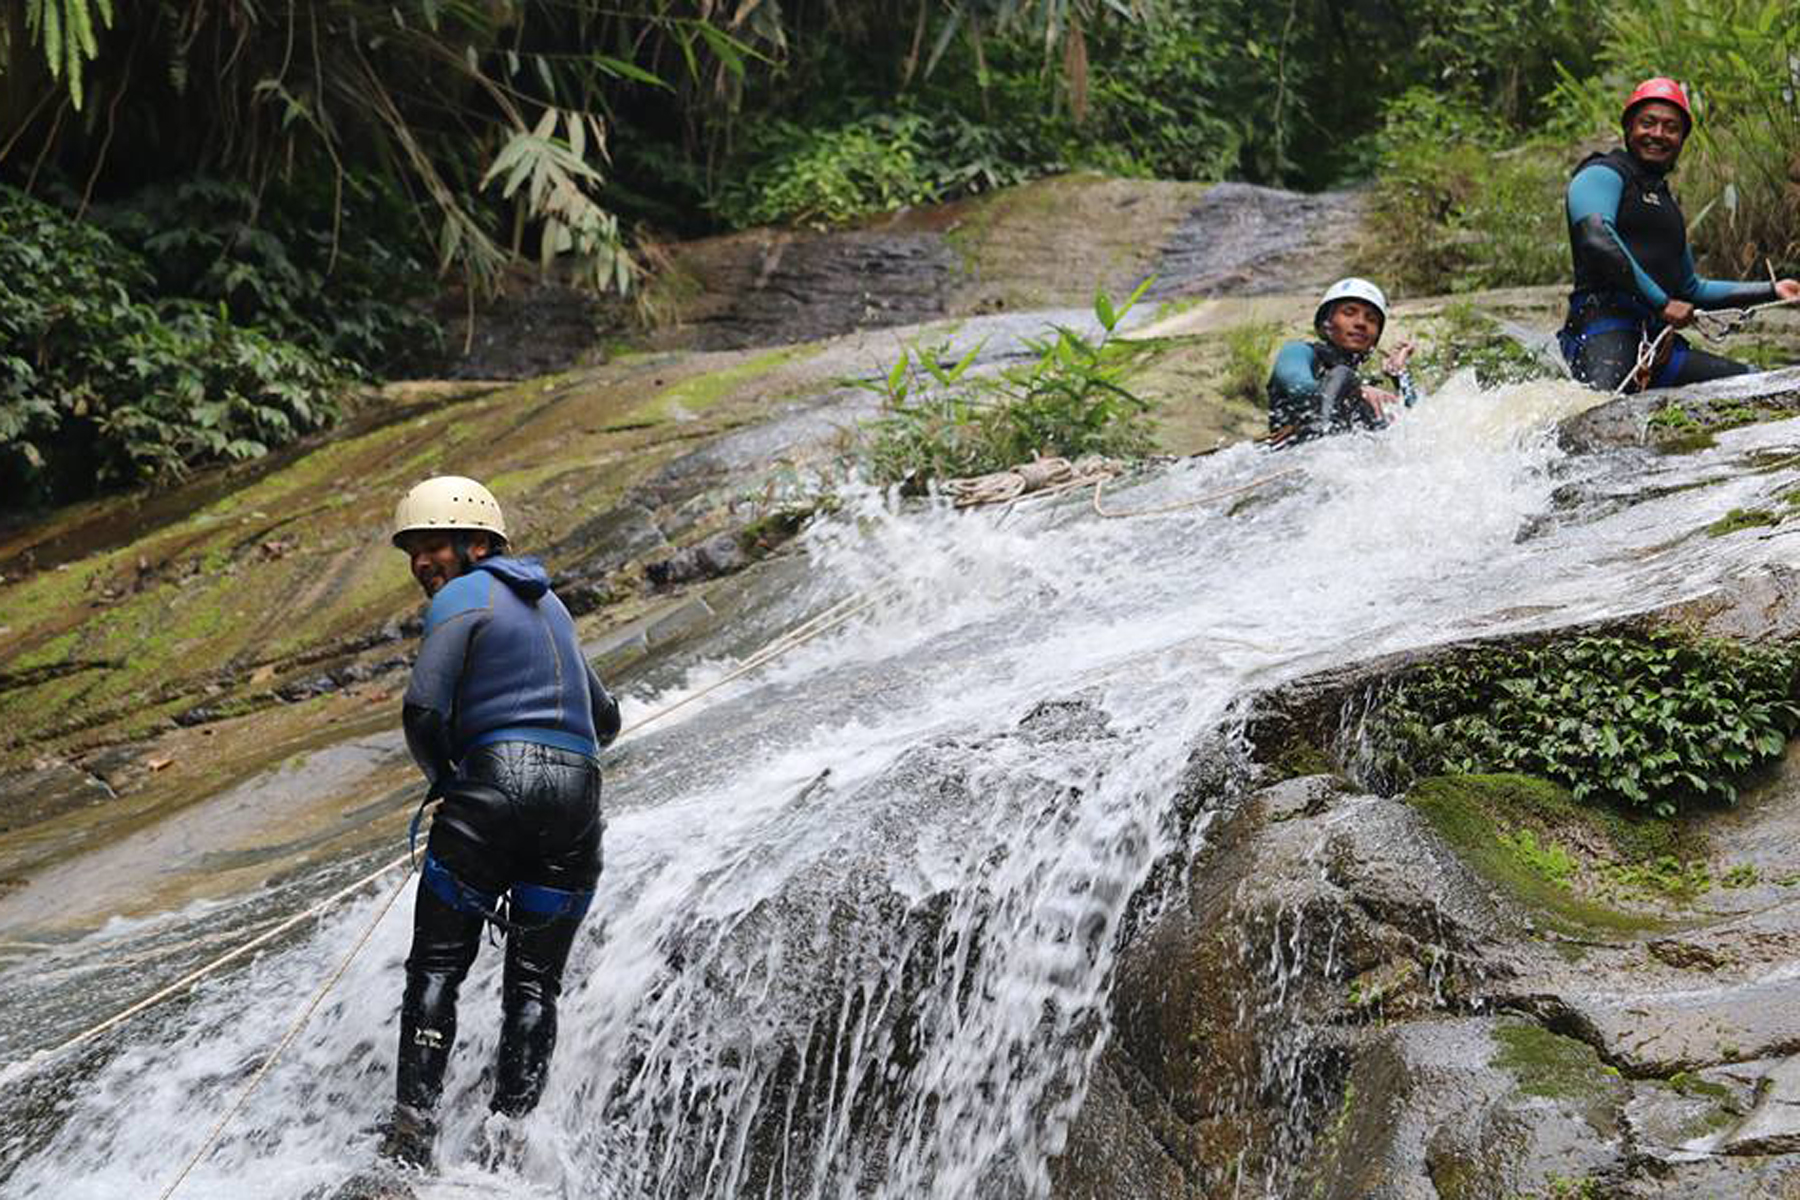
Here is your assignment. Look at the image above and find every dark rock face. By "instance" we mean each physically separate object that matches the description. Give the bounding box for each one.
[645,532,750,588]
[670,232,959,352]
[0,761,114,834]
[1147,183,1370,302]
[1058,571,1800,1199]
[1055,760,1800,1198]
[650,181,1365,353]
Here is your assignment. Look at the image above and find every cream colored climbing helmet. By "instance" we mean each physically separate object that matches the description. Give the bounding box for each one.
[391,475,508,548]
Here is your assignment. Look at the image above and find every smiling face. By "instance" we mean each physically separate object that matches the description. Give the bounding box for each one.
[1322,299,1383,355]
[1626,100,1687,169]
[398,530,492,598]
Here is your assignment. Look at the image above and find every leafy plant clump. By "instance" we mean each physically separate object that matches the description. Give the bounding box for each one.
[1409,300,1555,391]
[90,175,443,374]
[857,283,1156,490]
[1220,321,1281,407]
[1368,631,1800,815]
[711,114,945,230]
[1,187,345,506]
[1355,89,1569,295]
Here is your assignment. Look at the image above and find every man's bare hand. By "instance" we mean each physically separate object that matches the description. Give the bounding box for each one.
[1382,339,1416,376]
[1661,298,1696,328]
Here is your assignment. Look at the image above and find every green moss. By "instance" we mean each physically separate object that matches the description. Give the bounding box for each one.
[1267,738,1337,782]
[1649,403,1699,431]
[1720,863,1759,888]
[617,342,824,428]
[1666,1071,1731,1101]
[1490,1022,1622,1103]
[1407,774,1672,934]
[1706,507,1780,537]
[1655,429,1719,454]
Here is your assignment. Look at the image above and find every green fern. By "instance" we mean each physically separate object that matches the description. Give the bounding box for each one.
[21,0,115,110]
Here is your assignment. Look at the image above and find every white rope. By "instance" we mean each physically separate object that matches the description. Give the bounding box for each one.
[1612,295,1799,399]
[7,584,891,1197]
[155,873,411,1200]
[1091,467,1303,519]
[940,455,1120,509]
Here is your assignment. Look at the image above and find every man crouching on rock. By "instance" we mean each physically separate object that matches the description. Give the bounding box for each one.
[381,475,620,1169]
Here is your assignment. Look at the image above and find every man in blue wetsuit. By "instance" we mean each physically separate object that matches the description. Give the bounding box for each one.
[1560,76,1800,393]
[381,475,621,1169]
[1266,277,1417,448]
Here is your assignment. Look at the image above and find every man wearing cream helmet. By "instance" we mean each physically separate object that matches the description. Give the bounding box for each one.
[382,475,620,1168]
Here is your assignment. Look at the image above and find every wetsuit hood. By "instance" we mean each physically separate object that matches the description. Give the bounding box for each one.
[472,555,550,602]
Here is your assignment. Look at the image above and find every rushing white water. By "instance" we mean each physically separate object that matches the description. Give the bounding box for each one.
[5,373,1799,1200]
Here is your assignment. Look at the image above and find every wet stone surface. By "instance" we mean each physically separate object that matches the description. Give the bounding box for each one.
[1558,365,1800,453]
[0,762,114,835]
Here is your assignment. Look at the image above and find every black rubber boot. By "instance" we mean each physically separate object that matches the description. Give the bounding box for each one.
[376,1102,438,1171]
[490,912,583,1115]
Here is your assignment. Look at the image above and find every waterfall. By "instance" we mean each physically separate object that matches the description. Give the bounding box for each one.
[6,373,1792,1199]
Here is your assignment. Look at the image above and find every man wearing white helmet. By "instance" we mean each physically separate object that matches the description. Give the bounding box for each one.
[1266,277,1417,448]
[381,475,621,1169]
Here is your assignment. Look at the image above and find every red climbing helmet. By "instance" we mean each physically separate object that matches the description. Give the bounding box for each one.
[1623,77,1692,135]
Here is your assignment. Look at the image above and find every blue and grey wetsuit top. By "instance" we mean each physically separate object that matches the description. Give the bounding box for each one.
[404,555,619,776]
[1565,148,1775,326]
[1267,340,1416,445]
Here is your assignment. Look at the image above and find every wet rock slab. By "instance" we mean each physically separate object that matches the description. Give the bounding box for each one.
[0,761,114,834]
[1559,365,1800,453]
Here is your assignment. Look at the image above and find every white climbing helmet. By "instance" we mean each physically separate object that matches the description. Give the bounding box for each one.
[1314,277,1388,334]
[391,475,508,548]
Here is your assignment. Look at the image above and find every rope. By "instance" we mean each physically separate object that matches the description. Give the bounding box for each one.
[155,871,411,1200]
[1091,467,1304,519]
[9,584,891,1197]
[941,455,1120,509]
[1612,295,1799,399]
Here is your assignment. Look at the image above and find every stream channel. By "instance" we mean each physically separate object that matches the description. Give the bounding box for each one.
[5,370,1799,1198]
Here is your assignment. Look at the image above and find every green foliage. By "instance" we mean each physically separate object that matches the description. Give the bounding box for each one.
[1410,301,1556,390]
[1497,827,1576,887]
[858,283,1156,489]
[1357,90,1569,294]
[1706,507,1780,537]
[1601,855,1714,902]
[17,0,114,110]
[0,187,343,505]
[1370,631,1800,815]
[1220,322,1280,407]
[3,1,662,302]
[89,175,441,375]
[712,115,943,230]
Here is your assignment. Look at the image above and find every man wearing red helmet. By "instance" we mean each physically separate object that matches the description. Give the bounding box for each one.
[1558,77,1800,393]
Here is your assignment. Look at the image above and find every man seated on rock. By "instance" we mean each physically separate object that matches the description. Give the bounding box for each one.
[1266,277,1417,448]
[1559,76,1800,394]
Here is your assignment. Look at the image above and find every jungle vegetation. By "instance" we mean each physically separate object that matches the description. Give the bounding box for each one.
[2,0,1795,506]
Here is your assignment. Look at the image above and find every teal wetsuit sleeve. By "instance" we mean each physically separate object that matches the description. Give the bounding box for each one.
[1676,245,1778,309]
[1567,165,1670,309]
[1269,342,1319,398]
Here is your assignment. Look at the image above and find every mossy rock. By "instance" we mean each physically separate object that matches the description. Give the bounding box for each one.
[1406,773,1690,934]
[1264,736,1339,783]
[1489,1022,1625,1105]
[1706,507,1781,537]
